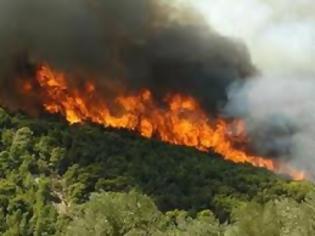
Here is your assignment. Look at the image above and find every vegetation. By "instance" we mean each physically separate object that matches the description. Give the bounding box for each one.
[0,107,313,235]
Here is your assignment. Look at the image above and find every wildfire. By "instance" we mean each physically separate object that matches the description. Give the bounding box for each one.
[26,64,306,180]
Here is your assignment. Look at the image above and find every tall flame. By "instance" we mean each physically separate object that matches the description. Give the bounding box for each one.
[26,65,306,180]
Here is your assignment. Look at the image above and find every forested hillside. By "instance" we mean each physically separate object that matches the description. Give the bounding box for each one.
[0,107,314,235]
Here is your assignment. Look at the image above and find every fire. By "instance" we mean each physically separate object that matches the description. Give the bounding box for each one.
[27,64,306,180]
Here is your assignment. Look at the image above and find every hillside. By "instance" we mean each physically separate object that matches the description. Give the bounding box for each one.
[0,108,314,235]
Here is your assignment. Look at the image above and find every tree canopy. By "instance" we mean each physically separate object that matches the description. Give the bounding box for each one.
[0,108,313,235]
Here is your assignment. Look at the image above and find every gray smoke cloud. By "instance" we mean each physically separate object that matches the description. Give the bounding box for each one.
[0,0,255,113]
[225,75,315,172]
[187,0,315,173]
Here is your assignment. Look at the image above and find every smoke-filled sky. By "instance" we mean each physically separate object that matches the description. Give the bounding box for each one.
[0,0,254,113]
[183,0,315,172]
[189,0,315,73]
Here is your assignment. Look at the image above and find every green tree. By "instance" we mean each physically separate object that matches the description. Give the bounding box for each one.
[227,195,315,236]
[10,127,33,159]
[64,191,162,236]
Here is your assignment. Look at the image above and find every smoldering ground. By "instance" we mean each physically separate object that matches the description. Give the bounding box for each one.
[0,0,255,113]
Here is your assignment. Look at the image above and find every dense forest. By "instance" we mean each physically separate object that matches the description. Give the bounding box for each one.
[0,107,314,235]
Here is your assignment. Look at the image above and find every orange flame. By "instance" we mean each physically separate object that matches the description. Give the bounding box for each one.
[28,65,306,181]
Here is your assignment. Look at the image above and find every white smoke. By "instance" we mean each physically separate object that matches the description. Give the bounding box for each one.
[188,0,315,73]
[180,0,315,173]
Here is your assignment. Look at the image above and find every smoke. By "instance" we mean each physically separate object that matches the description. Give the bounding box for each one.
[188,0,315,173]
[189,0,315,73]
[0,0,255,113]
[225,75,315,171]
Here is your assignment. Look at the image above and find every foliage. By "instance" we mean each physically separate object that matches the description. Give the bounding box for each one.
[226,193,315,236]
[0,108,313,235]
[64,191,223,236]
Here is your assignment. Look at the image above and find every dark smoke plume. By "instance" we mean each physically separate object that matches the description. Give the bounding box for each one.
[0,0,255,113]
